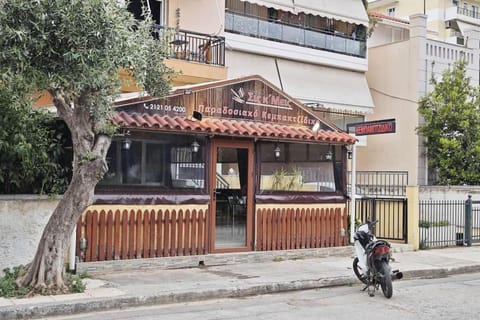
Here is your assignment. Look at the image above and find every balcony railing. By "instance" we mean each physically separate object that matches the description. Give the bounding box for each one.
[225,11,366,58]
[347,171,408,198]
[152,25,225,66]
[457,6,480,20]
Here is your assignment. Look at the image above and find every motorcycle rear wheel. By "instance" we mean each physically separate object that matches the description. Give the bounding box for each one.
[353,257,368,285]
[379,261,393,299]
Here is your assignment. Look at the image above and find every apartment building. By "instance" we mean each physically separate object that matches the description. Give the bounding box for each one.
[364,0,480,185]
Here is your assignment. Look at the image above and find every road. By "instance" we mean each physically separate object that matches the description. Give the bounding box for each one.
[42,273,480,320]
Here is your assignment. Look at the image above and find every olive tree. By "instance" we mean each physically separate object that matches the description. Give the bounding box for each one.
[0,0,171,294]
[418,60,480,185]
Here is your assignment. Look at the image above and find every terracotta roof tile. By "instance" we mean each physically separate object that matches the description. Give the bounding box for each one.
[369,12,409,25]
[113,111,356,144]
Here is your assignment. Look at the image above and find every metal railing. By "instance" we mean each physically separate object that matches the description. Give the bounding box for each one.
[348,171,408,198]
[152,25,225,66]
[419,196,480,249]
[225,11,366,58]
[457,6,480,20]
[419,199,465,248]
[350,198,408,242]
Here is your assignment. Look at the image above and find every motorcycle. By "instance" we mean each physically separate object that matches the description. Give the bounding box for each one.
[352,220,403,298]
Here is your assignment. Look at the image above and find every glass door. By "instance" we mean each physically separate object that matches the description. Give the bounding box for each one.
[210,140,253,252]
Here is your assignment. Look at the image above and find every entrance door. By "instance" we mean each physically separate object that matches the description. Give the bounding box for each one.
[210,140,253,252]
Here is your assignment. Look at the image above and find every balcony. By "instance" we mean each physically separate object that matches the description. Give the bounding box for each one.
[446,5,480,27]
[225,11,366,58]
[457,6,480,20]
[152,25,225,67]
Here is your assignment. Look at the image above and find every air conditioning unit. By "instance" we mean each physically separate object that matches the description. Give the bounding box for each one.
[445,20,453,28]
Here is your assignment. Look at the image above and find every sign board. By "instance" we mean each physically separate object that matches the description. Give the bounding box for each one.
[347,119,396,136]
[114,77,331,130]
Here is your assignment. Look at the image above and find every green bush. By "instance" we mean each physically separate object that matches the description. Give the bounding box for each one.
[419,220,450,228]
[0,85,70,195]
[0,266,29,298]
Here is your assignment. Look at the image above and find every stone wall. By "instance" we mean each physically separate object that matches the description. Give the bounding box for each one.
[0,195,59,275]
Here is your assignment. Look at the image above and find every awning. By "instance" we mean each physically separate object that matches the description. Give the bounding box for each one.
[457,21,475,37]
[113,111,356,144]
[277,60,374,114]
[240,0,369,26]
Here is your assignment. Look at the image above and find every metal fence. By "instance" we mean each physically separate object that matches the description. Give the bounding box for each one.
[419,199,466,248]
[351,197,408,242]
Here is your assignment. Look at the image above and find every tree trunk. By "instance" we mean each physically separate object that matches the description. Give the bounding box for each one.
[18,155,107,295]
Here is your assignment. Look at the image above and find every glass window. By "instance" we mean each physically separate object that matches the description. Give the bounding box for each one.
[98,133,205,191]
[259,142,341,192]
[387,7,396,17]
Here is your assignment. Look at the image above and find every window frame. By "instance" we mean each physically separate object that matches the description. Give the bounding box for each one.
[255,141,346,196]
[96,132,208,194]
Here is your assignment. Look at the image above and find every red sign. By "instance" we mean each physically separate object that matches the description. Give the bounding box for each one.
[348,119,396,136]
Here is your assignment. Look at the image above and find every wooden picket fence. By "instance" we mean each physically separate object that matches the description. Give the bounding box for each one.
[77,206,348,262]
[255,207,348,251]
[76,208,208,262]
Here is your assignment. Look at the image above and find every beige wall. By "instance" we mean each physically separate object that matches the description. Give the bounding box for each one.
[359,40,420,184]
[0,196,59,276]
[167,0,224,35]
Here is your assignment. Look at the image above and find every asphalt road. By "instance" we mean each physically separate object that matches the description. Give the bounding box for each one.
[40,272,480,320]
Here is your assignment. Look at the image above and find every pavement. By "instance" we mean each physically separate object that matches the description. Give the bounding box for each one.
[2,244,480,320]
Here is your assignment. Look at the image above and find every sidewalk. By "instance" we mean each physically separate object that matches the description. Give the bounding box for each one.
[2,245,480,320]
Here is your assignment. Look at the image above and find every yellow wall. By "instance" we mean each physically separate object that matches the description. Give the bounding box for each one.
[359,40,420,184]
[167,0,224,35]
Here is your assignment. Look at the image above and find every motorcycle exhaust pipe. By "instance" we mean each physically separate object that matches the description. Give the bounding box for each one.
[392,269,403,280]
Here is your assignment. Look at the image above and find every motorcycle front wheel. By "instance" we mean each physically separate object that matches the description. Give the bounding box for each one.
[353,257,368,285]
[379,261,393,299]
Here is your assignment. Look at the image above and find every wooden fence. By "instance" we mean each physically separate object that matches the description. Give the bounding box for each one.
[77,206,348,262]
[76,208,208,262]
[255,207,348,251]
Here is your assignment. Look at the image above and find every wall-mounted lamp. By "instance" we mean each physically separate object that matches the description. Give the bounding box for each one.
[191,138,200,153]
[346,144,353,159]
[274,144,281,159]
[184,89,193,95]
[121,138,132,150]
[325,146,333,160]
[121,129,131,150]
[79,237,87,251]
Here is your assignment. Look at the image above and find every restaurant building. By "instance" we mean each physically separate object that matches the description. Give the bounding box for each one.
[76,75,355,262]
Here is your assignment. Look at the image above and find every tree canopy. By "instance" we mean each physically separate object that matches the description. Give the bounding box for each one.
[418,59,480,185]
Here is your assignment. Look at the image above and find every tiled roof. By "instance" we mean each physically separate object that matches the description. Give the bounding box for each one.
[113,111,356,144]
[369,12,409,25]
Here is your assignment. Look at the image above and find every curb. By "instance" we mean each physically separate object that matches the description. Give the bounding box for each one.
[1,276,356,320]
[3,264,480,320]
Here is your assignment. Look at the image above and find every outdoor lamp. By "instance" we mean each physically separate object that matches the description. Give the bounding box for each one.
[274,144,281,159]
[346,145,353,159]
[121,138,132,150]
[79,237,87,251]
[191,139,200,153]
[325,146,333,160]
